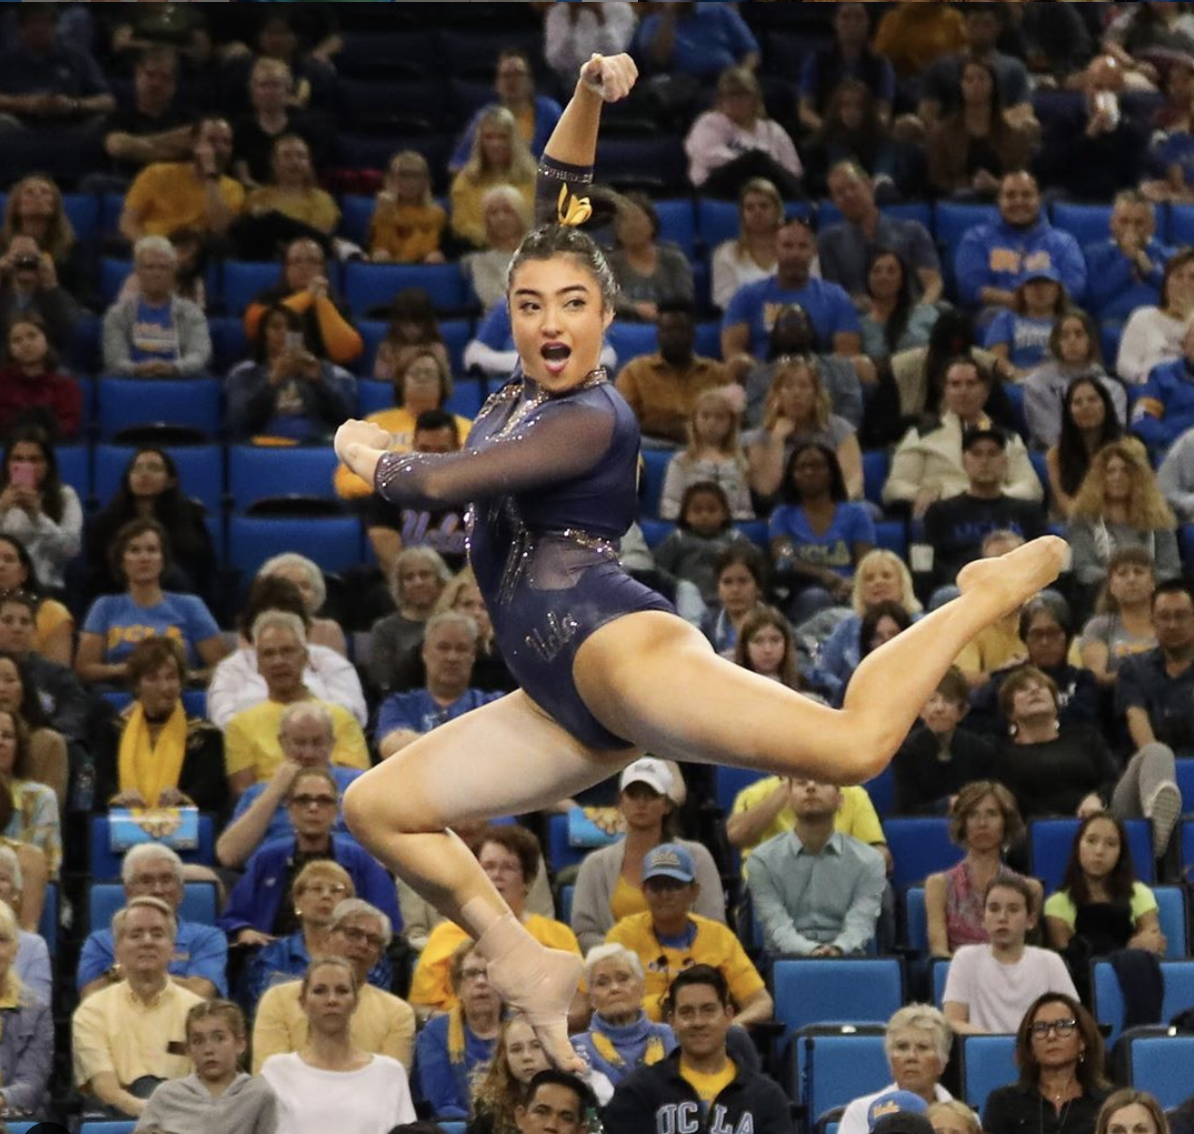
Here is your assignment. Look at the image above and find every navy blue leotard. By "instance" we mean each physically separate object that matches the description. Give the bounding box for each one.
[373,159,673,748]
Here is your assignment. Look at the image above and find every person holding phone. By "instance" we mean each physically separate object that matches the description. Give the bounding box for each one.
[225,302,356,444]
[0,426,82,593]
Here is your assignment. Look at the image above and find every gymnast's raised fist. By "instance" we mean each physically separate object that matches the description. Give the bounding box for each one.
[579,52,638,103]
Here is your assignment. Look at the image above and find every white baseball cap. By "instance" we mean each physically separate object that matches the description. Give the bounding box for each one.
[619,757,673,796]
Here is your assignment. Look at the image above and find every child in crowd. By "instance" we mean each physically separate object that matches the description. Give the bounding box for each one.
[659,387,754,522]
[984,268,1071,380]
[654,482,751,625]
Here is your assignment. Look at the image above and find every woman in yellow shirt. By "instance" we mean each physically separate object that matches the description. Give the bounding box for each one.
[243,134,339,242]
[369,150,447,265]
[449,106,536,249]
[0,535,71,667]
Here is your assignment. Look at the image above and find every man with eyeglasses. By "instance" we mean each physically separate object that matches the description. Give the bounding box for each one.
[218,768,401,951]
[216,701,362,871]
[603,965,793,1134]
[605,843,772,1028]
[252,898,415,1074]
[77,843,227,1001]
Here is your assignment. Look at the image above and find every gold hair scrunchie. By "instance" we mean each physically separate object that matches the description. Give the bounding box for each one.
[557,185,593,227]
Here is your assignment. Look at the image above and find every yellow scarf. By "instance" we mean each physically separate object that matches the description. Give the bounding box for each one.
[590,1030,667,1070]
[448,1005,466,1065]
[118,702,188,806]
[557,185,593,227]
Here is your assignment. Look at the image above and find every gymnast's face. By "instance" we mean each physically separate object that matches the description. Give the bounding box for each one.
[509,255,614,395]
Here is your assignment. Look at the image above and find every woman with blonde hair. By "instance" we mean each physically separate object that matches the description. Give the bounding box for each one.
[465,186,533,310]
[450,106,537,249]
[924,780,1038,959]
[747,356,863,502]
[813,549,922,702]
[1067,442,1180,602]
[0,896,51,1120]
[1096,1090,1169,1134]
[685,66,803,199]
[0,174,83,296]
[370,150,447,265]
[710,177,784,312]
[659,386,753,522]
[927,1100,981,1134]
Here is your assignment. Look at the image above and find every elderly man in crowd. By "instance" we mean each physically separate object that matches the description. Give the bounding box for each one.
[100,234,212,378]
[77,844,226,1000]
[216,701,363,870]
[251,898,415,1073]
[72,896,204,1119]
[224,611,369,795]
[218,767,400,948]
[376,611,503,758]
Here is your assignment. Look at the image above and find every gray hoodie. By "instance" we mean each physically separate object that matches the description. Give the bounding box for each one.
[135,1072,277,1134]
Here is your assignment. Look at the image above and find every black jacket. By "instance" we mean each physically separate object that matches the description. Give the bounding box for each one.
[603,1049,794,1134]
[983,1083,1108,1134]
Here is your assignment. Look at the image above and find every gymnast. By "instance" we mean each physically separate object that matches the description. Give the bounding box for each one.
[334,52,1066,1073]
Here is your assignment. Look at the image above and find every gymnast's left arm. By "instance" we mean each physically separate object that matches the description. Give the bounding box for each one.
[336,397,619,510]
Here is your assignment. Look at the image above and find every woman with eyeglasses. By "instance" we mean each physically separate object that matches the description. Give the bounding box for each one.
[415,940,503,1120]
[983,992,1110,1134]
[242,860,390,1015]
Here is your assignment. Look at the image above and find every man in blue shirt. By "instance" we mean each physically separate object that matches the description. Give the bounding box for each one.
[1085,191,1176,323]
[377,611,503,757]
[216,701,363,871]
[76,843,227,999]
[635,2,760,80]
[955,171,1087,311]
[722,218,861,361]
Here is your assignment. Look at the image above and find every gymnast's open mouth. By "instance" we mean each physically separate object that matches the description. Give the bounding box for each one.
[541,342,571,374]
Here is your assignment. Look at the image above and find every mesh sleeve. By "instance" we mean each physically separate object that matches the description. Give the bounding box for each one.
[535,156,595,228]
[375,395,616,510]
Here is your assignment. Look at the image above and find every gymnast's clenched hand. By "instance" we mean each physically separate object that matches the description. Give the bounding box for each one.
[579,52,638,103]
[335,418,392,465]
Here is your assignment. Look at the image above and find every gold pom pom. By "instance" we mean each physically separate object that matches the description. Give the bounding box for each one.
[557,184,593,227]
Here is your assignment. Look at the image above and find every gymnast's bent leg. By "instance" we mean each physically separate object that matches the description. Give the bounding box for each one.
[343,689,639,1072]
[575,537,1069,782]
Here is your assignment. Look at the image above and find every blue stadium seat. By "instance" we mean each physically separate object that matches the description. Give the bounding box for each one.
[558,884,575,925]
[771,957,903,1040]
[1101,323,1123,369]
[803,1033,890,1124]
[1177,759,1194,817]
[864,765,894,818]
[442,319,472,374]
[596,136,688,194]
[96,378,223,440]
[357,379,394,417]
[221,261,281,314]
[1029,818,1153,891]
[962,1034,1016,1113]
[1170,204,1194,247]
[209,315,249,374]
[100,192,125,237]
[69,312,102,374]
[80,1123,137,1134]
[90,881,218,931]
[862,450,888,508]
[1093,959,1194,1043]
[546,813,587,871]
[1127,1035,1194,1108]
[1003,382,1028,439]
[93,444,223,514]
[227,445,340,509]
[639,448,671,517]
[227,515,363,581]
[357,321,388,378]
[935,203,999,259]
[638,519,676,549]
[695,321,721,358]
[932,958,949,1006]
[873,521,907,559]
[57,444,90,504]
[90,814,216,879]
[903,886,927,953]
[100,257,131,306]
[1154,885,1188,959]
[445,378,486,418]
[715,766,763,814]
[883,818,962,890]
[1050,203,1113,248]
[735,519,769,548]
[655,198,696,258]
[697,198,741,250]
[607,322,658,367]
[63,191,100,246]
[344,262,467,317]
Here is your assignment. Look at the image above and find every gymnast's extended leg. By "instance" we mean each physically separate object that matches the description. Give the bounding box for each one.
[575,536,1070,781]
[343,689,640,1073]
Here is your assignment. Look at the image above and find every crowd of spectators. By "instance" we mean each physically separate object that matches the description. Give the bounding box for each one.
[2,2,1194,1132]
